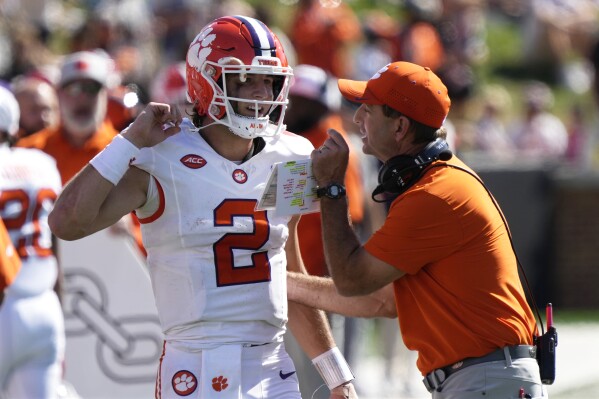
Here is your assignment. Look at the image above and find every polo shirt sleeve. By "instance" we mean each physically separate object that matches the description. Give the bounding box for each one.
[364,190,463,274]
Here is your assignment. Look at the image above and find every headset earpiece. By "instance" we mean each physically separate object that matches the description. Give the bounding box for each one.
[374,155,418,194]
[372,138,453,201]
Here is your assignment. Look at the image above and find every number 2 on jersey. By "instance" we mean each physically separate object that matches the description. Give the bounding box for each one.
[213,199,270,286]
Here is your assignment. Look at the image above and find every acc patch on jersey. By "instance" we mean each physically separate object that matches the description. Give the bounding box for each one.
[180,154,207,169]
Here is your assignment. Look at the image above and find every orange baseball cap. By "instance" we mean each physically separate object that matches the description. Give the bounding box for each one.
[337,61,451,128]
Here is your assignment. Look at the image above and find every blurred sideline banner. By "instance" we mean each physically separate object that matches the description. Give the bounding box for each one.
[476,167,554,305]
[58,229,161,399]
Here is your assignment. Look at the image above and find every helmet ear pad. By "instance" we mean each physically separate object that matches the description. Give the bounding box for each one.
[187,68,209,115]
[187,67,226,120]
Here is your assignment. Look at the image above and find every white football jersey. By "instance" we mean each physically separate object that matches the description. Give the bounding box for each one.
[132,120,314,348]
[0,146,62,295]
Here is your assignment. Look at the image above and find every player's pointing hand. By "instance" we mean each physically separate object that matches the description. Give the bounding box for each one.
[122,102,182,148]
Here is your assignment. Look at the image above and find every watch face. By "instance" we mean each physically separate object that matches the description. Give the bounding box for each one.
[317,183,345,199]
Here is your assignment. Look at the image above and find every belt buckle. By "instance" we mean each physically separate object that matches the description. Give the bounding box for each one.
[434,368,446,383]
[422,368,447,392]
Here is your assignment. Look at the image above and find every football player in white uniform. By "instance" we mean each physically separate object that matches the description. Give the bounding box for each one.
[0,85,65,398]
[49,16,357,399]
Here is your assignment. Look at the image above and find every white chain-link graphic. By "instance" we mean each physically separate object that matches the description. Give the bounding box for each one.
[64,269,162,383]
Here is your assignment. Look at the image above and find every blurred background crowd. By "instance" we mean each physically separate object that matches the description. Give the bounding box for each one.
[2,0,599,398]
[3,0,599,170]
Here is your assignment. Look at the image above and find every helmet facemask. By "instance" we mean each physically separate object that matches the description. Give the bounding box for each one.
[201,56,292,139]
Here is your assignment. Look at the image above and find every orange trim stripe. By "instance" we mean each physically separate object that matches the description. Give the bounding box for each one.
[155,340,166,399]
[139,177,165,224]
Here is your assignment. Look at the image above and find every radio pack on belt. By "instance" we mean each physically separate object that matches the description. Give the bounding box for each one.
[535,303,558,384]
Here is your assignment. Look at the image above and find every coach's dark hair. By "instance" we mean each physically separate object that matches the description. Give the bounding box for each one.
[382,104,447,144]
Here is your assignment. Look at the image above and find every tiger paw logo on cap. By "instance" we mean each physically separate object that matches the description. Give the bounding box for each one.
[172,370,197,396]
[371,64,389,80]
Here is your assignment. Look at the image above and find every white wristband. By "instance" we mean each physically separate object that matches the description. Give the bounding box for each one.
[312,347,354,389]
[89,135,140,185]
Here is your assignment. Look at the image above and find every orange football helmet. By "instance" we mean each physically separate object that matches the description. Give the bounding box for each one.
[186,15,293,139]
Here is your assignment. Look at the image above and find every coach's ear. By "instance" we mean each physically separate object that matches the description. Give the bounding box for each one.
[393,115,411,144]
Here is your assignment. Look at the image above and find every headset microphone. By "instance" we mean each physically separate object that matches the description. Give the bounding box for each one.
[438,150,453,161]
[372,138,453,202]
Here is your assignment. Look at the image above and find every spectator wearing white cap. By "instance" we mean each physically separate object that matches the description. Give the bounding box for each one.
[15,50,120,185]
[0,84,66,399]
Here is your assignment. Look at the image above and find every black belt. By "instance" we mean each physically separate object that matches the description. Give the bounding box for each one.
[244,342,270,347]
[423,345,537,393]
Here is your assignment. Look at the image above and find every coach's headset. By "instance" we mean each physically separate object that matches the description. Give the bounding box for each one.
[372,138,453,202]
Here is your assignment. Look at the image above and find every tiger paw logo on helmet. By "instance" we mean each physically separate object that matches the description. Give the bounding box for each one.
[187,28,216,76]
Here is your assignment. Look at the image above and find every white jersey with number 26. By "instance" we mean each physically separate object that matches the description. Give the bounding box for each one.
[132,120,313,348]
[0,146,62,296]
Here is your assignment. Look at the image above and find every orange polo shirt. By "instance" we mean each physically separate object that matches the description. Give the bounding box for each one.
[364,156,537,375]
[15,120,118,185]
[0,218,21,291]
[299,114,364,277]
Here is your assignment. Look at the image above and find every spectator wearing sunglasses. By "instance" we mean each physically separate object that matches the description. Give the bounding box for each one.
[16,50,120,185]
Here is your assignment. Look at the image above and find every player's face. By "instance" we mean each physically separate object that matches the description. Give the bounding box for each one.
[353,103,398,161]
[225,73,274,117]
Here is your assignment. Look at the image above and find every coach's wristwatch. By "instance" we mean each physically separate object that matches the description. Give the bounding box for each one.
[316,183,346,199]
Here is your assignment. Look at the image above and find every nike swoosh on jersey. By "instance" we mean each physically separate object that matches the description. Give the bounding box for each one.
[279,370,296,380]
